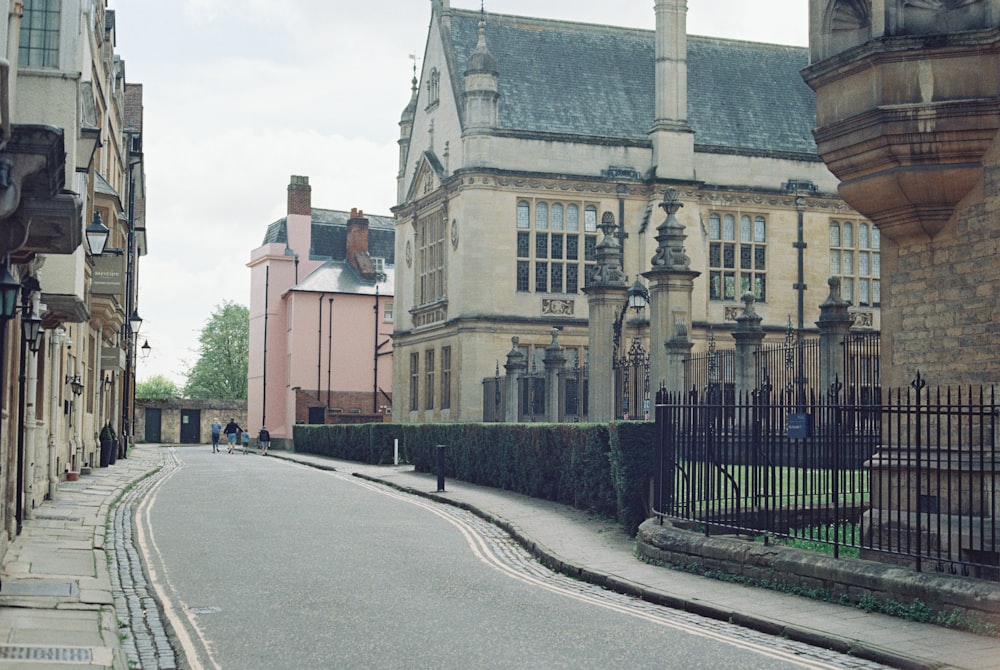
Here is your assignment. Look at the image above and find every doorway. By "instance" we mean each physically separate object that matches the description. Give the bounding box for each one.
[180,409,201,443]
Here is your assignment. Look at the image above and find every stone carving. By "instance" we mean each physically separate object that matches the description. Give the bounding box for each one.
[894,0,987,34]
[542,299,574,315]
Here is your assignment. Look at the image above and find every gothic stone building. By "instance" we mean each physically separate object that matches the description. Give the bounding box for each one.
[390,0,878,422]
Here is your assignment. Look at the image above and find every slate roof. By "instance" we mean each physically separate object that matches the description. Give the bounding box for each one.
[293,260,395,297]
[261,208,396,264]
[449,10,817,158]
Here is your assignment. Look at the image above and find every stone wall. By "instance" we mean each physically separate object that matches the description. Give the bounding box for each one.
[637,519,1000,628]
[135,399,247,445]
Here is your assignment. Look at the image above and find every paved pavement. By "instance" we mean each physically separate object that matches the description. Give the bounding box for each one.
[0,443,997,669]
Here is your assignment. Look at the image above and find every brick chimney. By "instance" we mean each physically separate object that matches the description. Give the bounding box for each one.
[347,208,377,278]
[287,175,311,216]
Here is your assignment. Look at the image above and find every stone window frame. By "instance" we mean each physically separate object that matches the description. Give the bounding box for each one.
[708,211,768,302]
[829,219,880,308]
[440,346,452,410]
[409,352,419,412]
[515,199,598,295]
[425,349,435,411]
[415,210,447,307]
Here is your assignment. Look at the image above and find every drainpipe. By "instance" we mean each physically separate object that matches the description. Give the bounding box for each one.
[21,293,40,522]
[326,297,333,408]
[317,292,326,400]
[47,327,65,500]
[261,266,268,427]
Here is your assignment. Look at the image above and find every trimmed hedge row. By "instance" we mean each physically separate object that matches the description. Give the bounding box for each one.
[293,421,655,535]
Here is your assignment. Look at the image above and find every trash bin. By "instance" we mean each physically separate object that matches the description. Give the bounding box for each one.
[99,437,112,468]
[109,439,119,465]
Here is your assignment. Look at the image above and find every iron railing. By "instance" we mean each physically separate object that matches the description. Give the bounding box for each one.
[653,376,1000,580]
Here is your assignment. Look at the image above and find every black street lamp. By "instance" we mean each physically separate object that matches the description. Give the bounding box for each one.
[140,339,151,359]
[129,310,142,335]
[85,211,110,256]
[613,278,649,358]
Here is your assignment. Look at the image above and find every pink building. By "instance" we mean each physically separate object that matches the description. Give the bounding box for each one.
[248,176,394,449]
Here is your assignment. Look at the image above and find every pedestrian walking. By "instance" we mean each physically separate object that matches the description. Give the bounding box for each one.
[210,418,222,453]
[224,418,242,454]
[241,430,250,454]
[258,426,271,456]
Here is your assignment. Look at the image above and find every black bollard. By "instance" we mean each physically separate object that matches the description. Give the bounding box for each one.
[436,444,446,492]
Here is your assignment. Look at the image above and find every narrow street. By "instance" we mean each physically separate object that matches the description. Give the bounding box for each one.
[113,447,893,670]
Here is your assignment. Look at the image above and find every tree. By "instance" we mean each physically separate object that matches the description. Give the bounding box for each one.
[136,375,180,399]
[184,301,249,400]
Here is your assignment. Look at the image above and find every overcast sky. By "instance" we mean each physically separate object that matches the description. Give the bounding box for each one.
[108,0,808,386]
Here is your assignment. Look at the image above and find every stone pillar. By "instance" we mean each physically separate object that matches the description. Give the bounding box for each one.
[644,189,700,394]
[543,328,566,422]
[584,212,628,422]
[503,337,527,422]
[816,277,853,397]
[732,292,764,396]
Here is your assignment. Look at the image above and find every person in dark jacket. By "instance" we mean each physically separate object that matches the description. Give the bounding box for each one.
[223,418,242,454]
[258,426,271,456]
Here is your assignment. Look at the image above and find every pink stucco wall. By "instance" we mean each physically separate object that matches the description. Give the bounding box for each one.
[248,244,394,444]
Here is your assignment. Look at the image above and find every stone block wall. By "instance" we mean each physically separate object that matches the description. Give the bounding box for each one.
[879,138,1000,389]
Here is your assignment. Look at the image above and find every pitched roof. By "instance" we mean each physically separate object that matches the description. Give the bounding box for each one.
[293,260,395,297]
[262,209,396,264]
[448,10,817,158]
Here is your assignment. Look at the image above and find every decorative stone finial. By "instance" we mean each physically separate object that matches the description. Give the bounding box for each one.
[650,189,691,271]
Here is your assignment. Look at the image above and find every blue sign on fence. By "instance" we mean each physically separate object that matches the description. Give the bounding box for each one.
[787,412,811,439]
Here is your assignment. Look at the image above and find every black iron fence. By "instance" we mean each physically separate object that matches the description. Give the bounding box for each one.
[614,337,650,420]
[653,375,1000,580]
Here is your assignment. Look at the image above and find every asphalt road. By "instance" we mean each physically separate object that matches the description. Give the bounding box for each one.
[135,447,888,670]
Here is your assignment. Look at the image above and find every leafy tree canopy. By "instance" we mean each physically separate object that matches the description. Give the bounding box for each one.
[136,375,181,399]
[183,301,249,400]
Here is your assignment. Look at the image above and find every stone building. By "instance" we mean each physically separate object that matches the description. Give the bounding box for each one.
[805,0,1000,389]
[0,2,146,553]
[390,0,878,423]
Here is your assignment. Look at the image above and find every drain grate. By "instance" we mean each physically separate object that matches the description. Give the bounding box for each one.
[0,581,78,597]
[31,514,79,521]
[0,645,93,661]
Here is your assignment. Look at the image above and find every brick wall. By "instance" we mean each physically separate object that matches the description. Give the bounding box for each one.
[287,175,311,216]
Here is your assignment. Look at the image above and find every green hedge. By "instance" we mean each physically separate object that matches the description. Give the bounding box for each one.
[293,421,654,534]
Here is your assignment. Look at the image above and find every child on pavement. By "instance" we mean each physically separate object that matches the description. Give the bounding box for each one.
[258,426,271,456]
[241,430,249,454]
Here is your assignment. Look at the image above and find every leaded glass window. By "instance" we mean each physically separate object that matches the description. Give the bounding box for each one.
[709,210,766,301]
[516,200,596,293]
[830,219,880,307]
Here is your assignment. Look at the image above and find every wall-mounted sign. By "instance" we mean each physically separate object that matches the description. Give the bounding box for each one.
[93,255,125,295]
[101,346,124,370]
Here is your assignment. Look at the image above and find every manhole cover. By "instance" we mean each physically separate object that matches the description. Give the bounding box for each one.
[188,605,222,614]
[0,645,92,661]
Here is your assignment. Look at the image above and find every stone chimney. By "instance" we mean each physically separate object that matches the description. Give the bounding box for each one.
[287,175,311,216]
[346,208,377,279]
